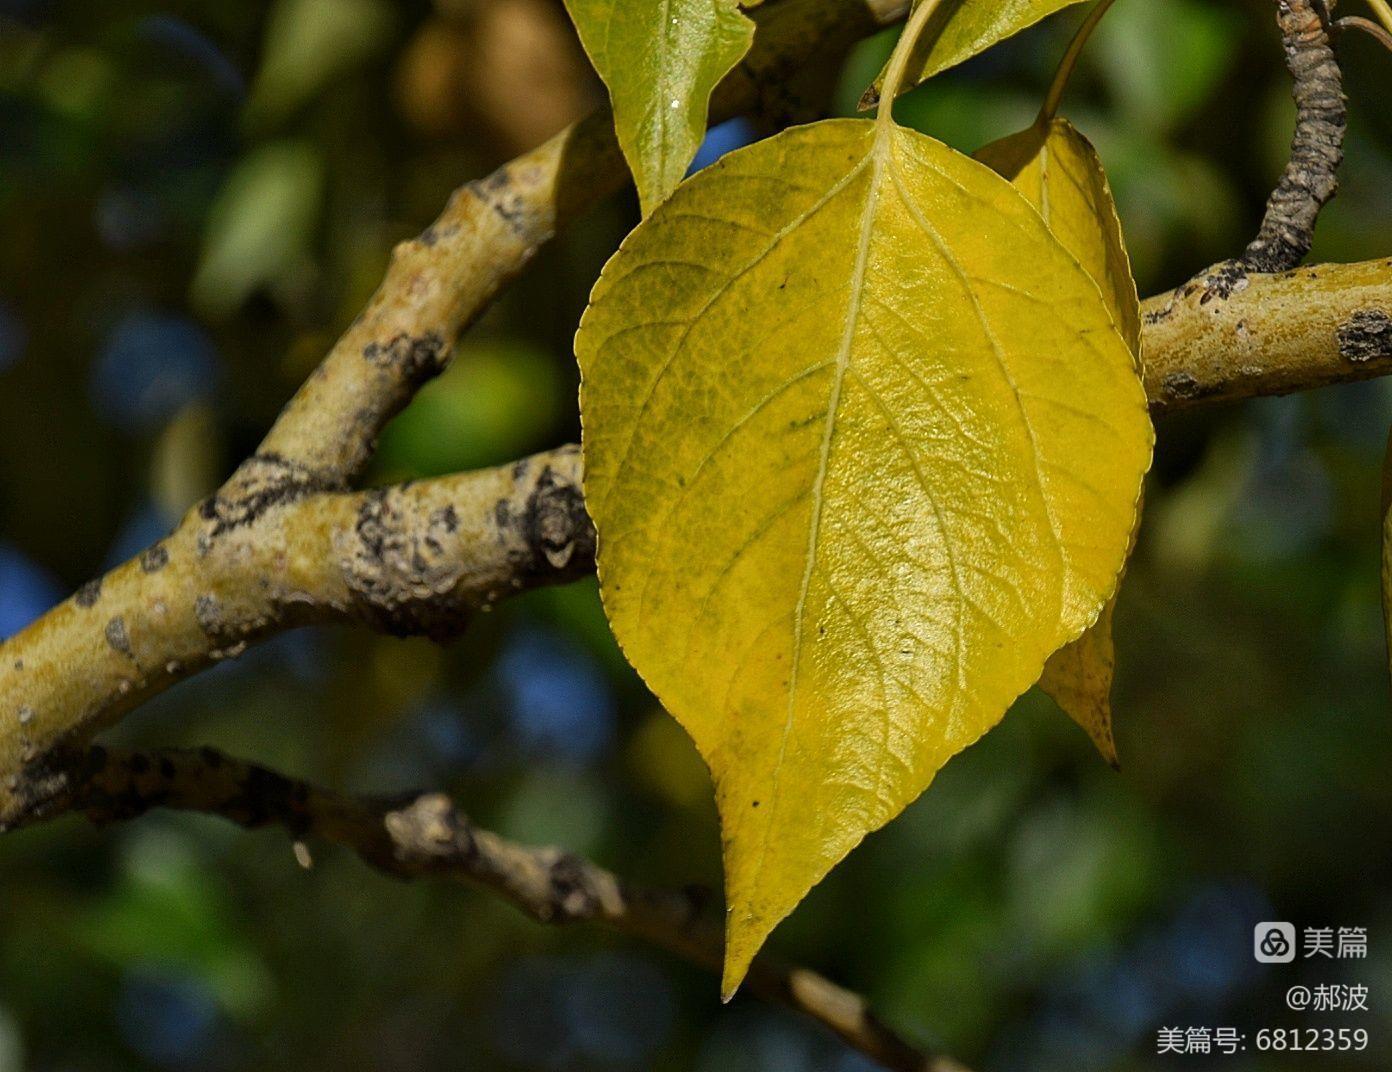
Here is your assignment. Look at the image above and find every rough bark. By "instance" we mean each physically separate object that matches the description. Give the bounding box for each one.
[1243,0,1346,272]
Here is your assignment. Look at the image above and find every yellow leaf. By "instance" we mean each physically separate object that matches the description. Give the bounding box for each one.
[1038,595,1120,763]
[976,117,1142,765]
[974,118,1141,353]
[563,0,755,215]
[1038,502,1142,767]
[862,0,1089,108]
[577,118,1152,995]
[1038,498,1140,768]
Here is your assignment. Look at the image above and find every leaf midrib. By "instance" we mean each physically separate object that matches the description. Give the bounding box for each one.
[749,126,890,890]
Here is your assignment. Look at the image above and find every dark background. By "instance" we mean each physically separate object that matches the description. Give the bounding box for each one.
[1,1,1390,1069]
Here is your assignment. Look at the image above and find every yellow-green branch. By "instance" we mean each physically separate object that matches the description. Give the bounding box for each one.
[0,449,590,824]
[1141,260,1392,409]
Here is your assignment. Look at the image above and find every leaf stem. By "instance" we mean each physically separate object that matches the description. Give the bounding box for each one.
[1039,0,1120,125]
[876,0,948,129]
[1367,0,1392,36]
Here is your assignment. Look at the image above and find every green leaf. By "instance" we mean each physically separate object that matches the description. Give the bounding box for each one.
[974,118,1140,352]
[190,141,323,320]
[862,0,1090,109]
[1092,0,1243,134]
[563,0,756,215]
[577,117,1152,993]
[976,117,1143,764]
[246,0,394,129]
[374,341,567,477]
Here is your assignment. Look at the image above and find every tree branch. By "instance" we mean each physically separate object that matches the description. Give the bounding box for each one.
[1141,259,1392,410]
[58,745,966,1072]
[0,447,591,825]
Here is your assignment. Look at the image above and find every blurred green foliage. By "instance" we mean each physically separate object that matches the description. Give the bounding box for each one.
[1,1,1391,1070]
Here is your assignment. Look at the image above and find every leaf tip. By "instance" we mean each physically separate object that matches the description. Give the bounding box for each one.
[1075,706,1119,769]
[1097,730,1121,770]
[720,913,764,1001]
[1081,707,1120,768]
[719,856,794,1002]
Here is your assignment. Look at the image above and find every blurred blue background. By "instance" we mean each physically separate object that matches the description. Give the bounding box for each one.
[1,1,1391,1069]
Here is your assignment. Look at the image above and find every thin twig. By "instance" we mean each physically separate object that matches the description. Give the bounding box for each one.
[1243,0,1347,272]
[1336,14,1392,50]
[61,745,967,1072]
